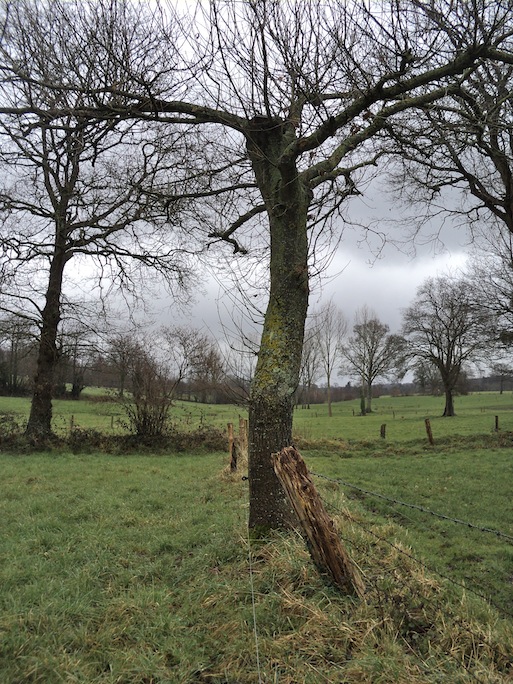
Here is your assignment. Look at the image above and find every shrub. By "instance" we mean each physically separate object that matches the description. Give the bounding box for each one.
[0,412,25,444]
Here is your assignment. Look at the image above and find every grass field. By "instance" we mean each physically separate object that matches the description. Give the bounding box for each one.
[1,392,513,682]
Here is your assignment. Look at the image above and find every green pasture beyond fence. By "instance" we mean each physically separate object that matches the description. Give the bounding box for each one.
[1,391,513,442]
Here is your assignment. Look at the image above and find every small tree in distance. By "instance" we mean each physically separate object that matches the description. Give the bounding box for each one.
[402,275,492,417]
[313,301,347,417]
[121,342,175,439]
[298,324,322,409]
[341,306,403,414]
[117,325,224,438]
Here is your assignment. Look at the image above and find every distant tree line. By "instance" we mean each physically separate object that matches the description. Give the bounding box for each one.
[2,260,513,421]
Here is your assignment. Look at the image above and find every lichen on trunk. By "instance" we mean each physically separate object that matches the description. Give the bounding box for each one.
[26,243,67,440]
[246,116,310,532]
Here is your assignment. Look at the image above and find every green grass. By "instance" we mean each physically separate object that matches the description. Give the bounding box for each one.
[2,389,513,442]
[303,447,513,612]
[293,392,513,442]
[1,392,513,682]
[1,451,512,683]
[0,394,246,436]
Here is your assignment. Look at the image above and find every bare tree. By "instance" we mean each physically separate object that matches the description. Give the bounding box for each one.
[120,340,176,439]
[402,275,491,416]
[3,0,513,528]
[0,1,196,439]
[467,228,513,341]
[387,44,513,247]
[464,229,513,384]
[312,301,347,417]
[106,332,140,397]
[189,340,226,403]
[412,358,443,396]
[0,314,37,395]
[298,325,322,409]
[54,322,99,399]
[341,306,402,414]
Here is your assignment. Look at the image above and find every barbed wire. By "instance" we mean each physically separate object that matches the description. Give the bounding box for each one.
[319,493,513,683]
[311,471,513,543]
[317,489,513,621]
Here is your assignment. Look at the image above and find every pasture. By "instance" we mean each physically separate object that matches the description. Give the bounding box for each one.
[0,391,512,682]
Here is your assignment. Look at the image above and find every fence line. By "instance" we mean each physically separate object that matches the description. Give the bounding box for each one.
[312,475,513,622]
[322,496,504,684]
[311,471,513,543]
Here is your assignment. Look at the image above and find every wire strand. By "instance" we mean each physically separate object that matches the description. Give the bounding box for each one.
[311,470,513,542]
[244,488,263,684]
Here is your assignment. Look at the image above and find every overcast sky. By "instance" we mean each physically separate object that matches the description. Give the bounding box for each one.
[168,186,473,339]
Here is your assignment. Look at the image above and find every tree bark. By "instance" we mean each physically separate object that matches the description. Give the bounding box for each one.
[366,380,372,413]
[26,243,67,439]
[327,380,333,418]
[442,387,455,417]
[246,117,310,533]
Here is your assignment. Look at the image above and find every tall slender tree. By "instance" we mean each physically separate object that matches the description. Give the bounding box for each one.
[313,301,347,417]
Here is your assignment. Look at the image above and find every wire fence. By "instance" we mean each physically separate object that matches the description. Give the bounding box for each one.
[243,464,513,684]
[310,469,513,621]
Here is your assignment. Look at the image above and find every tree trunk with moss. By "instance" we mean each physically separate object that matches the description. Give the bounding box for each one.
[26,237,67,439]
[246,117,310,533]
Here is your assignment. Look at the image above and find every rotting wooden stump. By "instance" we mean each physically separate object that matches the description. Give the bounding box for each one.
[272,445,365,598]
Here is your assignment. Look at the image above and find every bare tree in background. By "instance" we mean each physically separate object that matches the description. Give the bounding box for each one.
[313,301,347,417]
[298,325,322,409]
[465,228,513,381]
[0,2,196,439]
[341,306,402,414]
[0,314,37,395]
[2,0,513,528]
[402,275,491,416]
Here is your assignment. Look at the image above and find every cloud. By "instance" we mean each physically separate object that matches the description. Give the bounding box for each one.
[317,249,468,332]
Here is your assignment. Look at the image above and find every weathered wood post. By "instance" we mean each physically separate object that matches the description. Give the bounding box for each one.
[273,446,365,598]
[227,423,236,471]
[380,423,386,439]
[495,415,499,431]
[239,416,248,457]
[425,418,434,445]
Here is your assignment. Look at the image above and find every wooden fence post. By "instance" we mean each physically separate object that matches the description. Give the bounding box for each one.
[425,418,434,445]
[273,446,365,598]
[380,423,386,439]
[495,415,499,431]
[227,423,236,471]
[239,416,248,457]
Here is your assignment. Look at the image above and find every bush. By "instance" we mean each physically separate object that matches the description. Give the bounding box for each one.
[67,427,107,453]
[0,412,25,444]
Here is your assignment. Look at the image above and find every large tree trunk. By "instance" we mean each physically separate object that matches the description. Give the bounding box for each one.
[366,381,372,413]
[441,365,458,417]
[442,387,455,417]
[26,246,66,439]
[246,117,310,533]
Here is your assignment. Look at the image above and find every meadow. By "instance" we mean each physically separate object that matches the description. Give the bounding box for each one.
[0,391,512,682]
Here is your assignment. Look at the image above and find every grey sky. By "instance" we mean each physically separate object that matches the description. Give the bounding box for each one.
[172,183,472,338]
